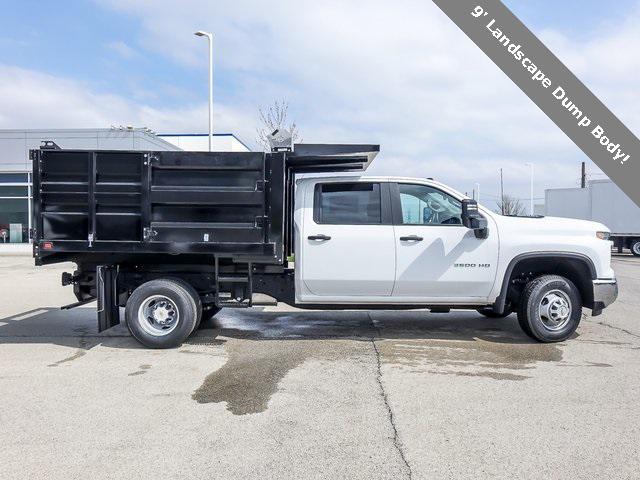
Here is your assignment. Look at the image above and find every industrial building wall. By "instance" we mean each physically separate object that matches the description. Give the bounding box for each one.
[590,180,640,234]
[545,187,590,219]
[545,179,640,234]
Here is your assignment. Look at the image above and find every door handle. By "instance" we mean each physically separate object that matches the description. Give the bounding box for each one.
[308,234,331,241]
[399,235,423,242]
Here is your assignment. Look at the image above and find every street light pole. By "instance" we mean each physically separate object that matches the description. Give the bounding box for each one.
[525,163,534,216]
[195,30,213,152]
[499,168,504,214]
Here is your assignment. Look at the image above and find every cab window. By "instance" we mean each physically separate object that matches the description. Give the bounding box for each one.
[398,184,462,225]
[314,183,382,225]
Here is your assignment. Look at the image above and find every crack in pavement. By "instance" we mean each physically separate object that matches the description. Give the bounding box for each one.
[587,319,640,340]
[368,313,413,480]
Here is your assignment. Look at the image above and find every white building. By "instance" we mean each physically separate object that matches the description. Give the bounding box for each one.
[159,133,250,152]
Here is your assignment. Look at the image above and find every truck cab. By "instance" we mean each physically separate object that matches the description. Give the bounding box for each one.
[293,176,617,324]
[295,177,499,303]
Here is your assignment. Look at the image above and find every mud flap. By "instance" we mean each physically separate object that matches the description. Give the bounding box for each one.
[97,265,120,332]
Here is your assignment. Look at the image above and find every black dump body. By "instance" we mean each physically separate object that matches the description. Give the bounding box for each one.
[31,144,378,267]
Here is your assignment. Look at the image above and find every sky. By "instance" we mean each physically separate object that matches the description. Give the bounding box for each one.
[1,0,639,206]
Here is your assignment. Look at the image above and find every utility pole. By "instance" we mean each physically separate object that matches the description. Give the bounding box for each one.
[581,162,586,188]
[499,168,505,214]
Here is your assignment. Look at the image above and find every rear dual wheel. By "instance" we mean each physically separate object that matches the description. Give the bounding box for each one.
[125,278,202,349]
[631,240,640,257]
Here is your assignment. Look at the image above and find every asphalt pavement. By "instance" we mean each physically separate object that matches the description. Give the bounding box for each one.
[0,255,638,479]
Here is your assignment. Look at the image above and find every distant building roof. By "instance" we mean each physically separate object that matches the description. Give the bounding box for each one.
[159,133,250,150]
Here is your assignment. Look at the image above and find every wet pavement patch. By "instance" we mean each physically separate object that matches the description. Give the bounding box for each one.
[191,310,574,412]
[377,337,563,380]
[192,339,314,415]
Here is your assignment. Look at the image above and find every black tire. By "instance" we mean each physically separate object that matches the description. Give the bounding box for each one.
[197,305,222,329]
[631,240,640,257]
[125,278,201,349]
[167,278,202,334]
[477,307,512,318]
[517,275,582,343]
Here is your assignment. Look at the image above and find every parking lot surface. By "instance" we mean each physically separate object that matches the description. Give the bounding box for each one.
[1,256,639,479]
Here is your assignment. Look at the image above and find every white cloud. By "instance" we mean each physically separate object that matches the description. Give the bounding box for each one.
[0,63,257,140]
[4,0,640,204]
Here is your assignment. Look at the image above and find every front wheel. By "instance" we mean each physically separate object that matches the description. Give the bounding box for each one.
[631,239,640,257]
[125,278,201,349]
[517,275,582,343]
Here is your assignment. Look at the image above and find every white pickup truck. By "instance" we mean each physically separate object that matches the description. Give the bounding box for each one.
[33,145,618,348]
[290,176,617,343]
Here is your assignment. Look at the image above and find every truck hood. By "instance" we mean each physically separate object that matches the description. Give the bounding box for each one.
[486,212,614,279]
[491,214,609,236]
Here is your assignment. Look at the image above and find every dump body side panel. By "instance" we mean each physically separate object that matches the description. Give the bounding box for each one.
[32,149,284,265]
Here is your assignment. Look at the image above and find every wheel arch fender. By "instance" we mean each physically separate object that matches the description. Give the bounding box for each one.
[493,252,597,314]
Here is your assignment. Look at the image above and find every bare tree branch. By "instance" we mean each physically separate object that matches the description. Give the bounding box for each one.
[496,195,526,216]
[256,100,301,151]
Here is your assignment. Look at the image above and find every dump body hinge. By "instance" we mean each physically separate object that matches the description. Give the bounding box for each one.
[143,227,158,241]
[255,179,269,191]
[143,153,158,166]
[254,216,268,228]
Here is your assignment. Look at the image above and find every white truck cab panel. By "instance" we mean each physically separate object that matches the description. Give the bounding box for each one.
[295,176,500,304]
[390,181,499,301]
[297,181,396,297]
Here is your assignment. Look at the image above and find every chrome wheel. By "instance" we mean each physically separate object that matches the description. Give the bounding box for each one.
[137,295,179,337]
[538,289,572,331]
[632,242,640,256]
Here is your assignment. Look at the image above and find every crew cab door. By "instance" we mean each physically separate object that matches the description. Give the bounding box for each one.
[391,183,498,301]
[299,181,395,297]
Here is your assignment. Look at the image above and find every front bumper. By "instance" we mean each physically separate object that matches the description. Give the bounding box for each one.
[591,279,618,316]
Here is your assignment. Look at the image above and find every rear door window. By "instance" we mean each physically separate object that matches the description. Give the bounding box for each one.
[315,183,382,225]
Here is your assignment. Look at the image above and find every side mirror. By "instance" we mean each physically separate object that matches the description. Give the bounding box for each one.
[461,199,488,239]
